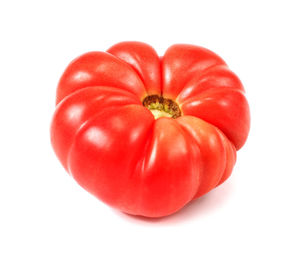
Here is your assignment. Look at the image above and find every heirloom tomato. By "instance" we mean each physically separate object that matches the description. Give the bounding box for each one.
[51,42,250,217]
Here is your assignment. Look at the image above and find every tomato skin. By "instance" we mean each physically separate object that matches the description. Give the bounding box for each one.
[56,51,147,105]
[162,44,226,99]
[107,41,161,95]
[51,42,250,217]
[176,116,235,198]
[180,88,250,150]
[51,86,141,171]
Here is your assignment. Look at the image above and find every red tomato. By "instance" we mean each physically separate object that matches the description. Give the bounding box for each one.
[51,42,250,217]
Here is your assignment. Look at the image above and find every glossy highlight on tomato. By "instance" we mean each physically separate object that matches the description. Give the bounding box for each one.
[51,42,250,218]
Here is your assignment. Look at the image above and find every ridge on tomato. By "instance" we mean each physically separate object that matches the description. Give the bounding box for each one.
[51,42,250,218]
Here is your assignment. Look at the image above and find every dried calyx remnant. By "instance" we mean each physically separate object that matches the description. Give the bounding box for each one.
[142,95,181,119]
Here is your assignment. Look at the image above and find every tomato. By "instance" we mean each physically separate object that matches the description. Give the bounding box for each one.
[51,42,250,217]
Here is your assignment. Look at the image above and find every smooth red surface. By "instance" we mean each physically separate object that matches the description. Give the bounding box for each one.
[51,42,250,217]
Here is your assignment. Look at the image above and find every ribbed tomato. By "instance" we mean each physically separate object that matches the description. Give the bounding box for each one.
[51,42,250,217]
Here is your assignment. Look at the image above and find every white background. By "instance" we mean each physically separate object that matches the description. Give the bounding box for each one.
[1,0,299,257]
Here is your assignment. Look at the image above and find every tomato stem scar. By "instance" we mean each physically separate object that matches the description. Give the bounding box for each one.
[142,95,181,119]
